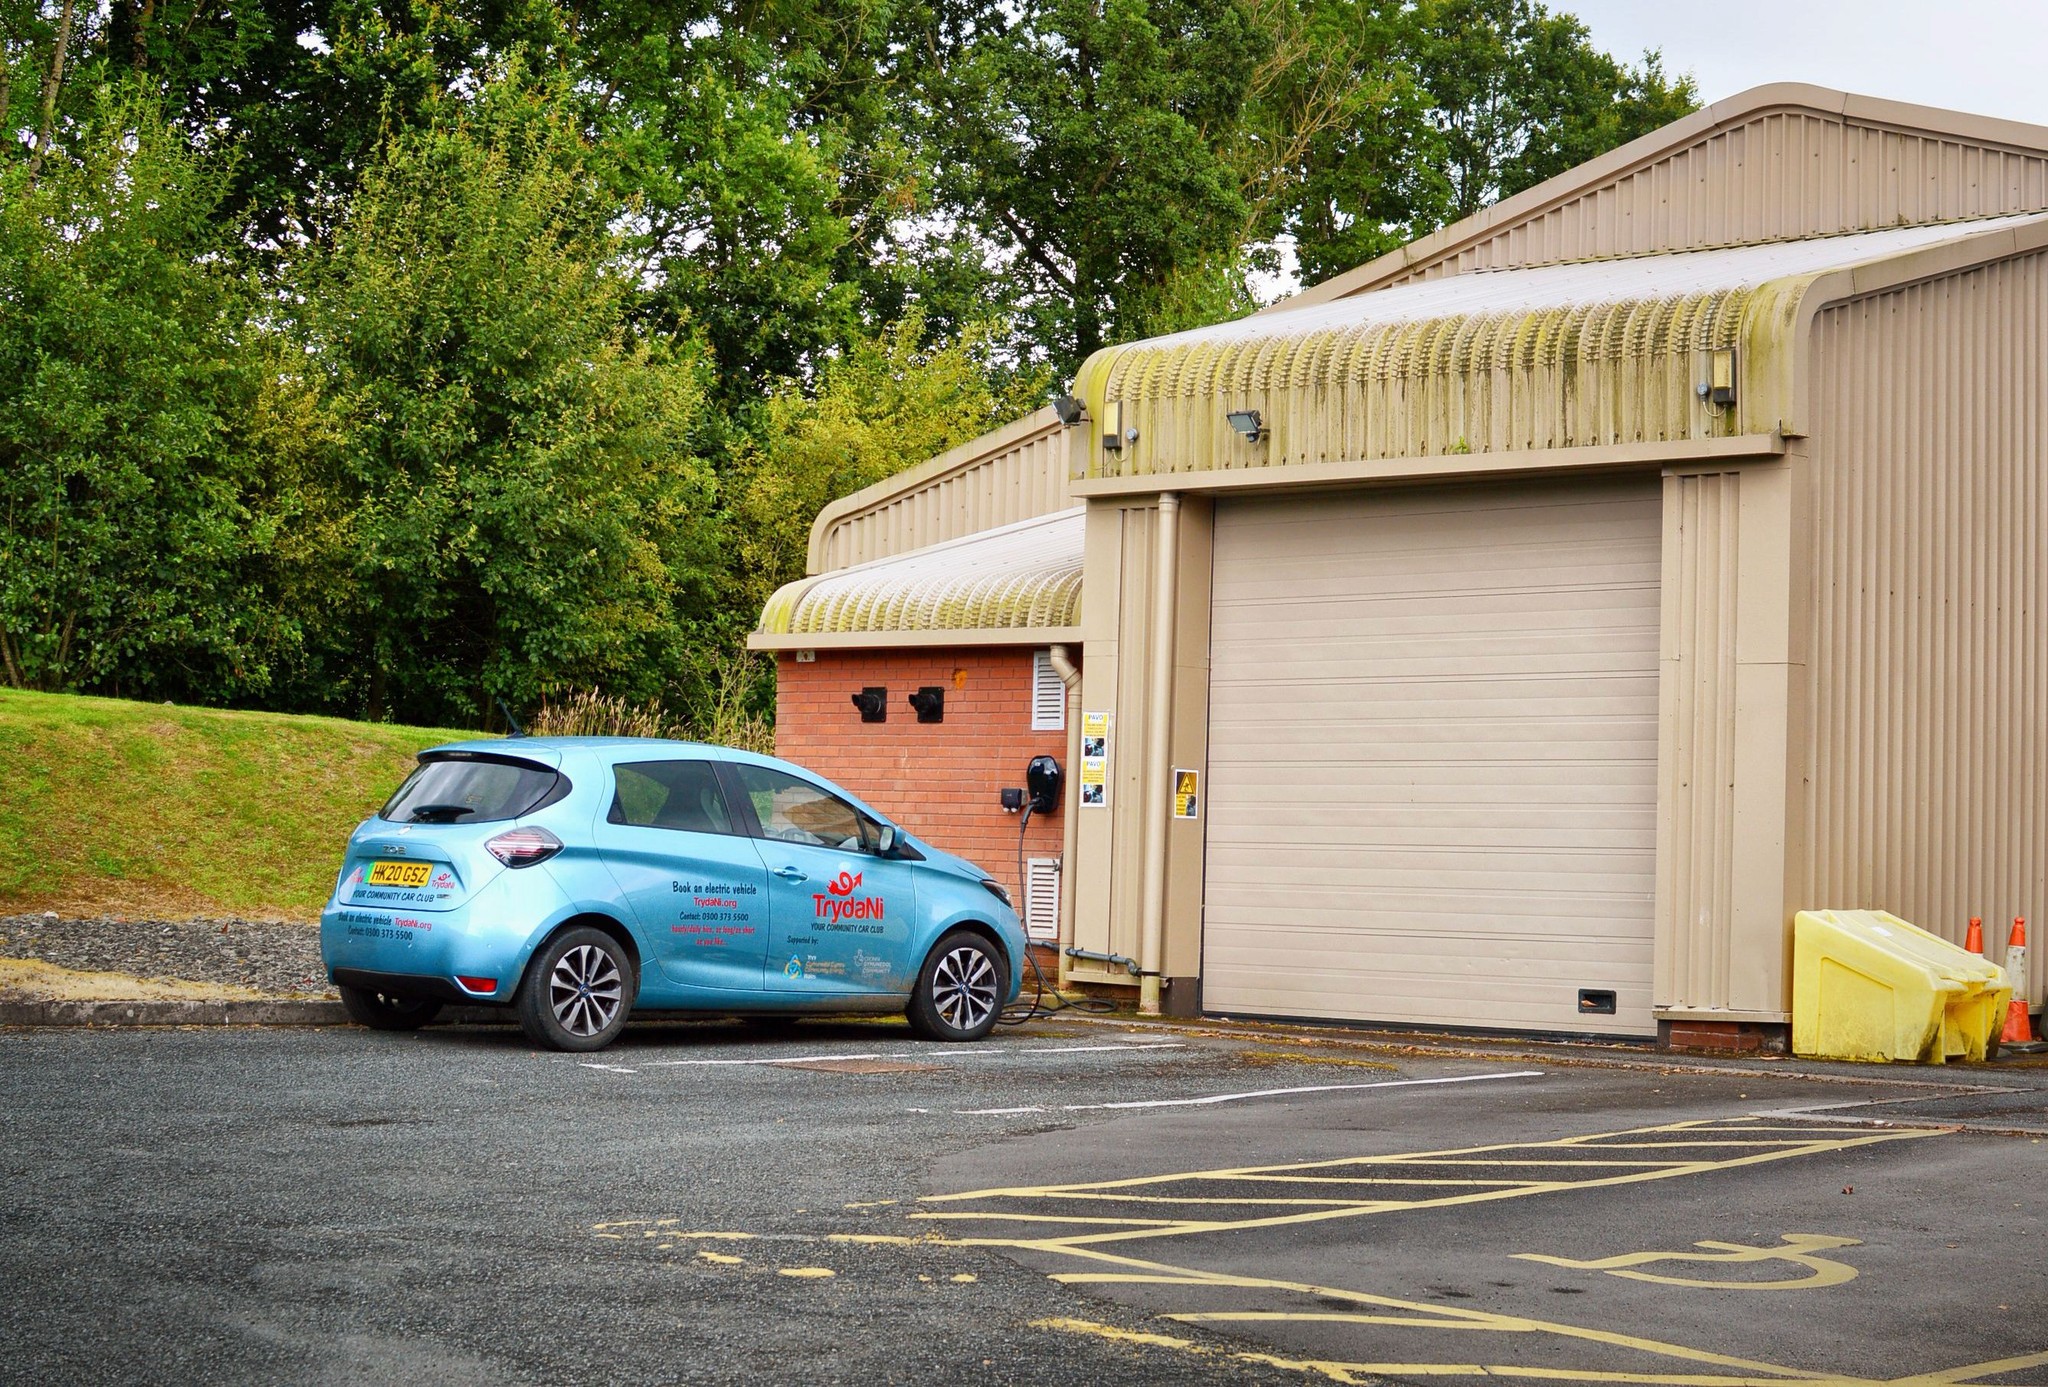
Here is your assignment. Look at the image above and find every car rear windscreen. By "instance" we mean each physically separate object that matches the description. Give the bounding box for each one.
[380,756,563,825]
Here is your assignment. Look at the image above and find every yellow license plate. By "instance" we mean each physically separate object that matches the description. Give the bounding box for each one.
[367,860,433,887]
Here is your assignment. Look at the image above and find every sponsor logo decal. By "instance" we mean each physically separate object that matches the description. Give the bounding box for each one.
[784,955,805,980]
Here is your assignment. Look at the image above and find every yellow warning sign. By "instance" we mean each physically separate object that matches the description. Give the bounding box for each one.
[1172,768,1199,819]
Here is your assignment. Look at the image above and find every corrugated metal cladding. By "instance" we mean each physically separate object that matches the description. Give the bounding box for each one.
[1382,111,2048,285]
[1803,250,2048,1008]
[759,508,1083,637]
[1081,218,2043,480]
[815,415,1070,571]
[1201,477,1662,1036]
[1655,471,1741,1011]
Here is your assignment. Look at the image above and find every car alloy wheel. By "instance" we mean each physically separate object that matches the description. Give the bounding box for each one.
[517,926,636,1052]
[549,943,624,1038]
[908,930,1004,1042]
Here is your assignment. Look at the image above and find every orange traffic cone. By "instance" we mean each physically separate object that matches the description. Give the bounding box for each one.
[2001,917,2037,1045]
[1966,917,1984,954]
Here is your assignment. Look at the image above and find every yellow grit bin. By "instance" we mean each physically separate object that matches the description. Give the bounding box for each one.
[1792,910,2011,1063]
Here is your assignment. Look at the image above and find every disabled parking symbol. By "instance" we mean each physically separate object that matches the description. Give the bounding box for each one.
[1515,1233,1862,1290]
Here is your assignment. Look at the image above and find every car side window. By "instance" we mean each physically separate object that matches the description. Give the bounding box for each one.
[609,761,739,836]
[729,764,883,855]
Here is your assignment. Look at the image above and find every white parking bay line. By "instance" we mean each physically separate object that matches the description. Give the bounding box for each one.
[955,1070,1545,1115]
[577,1041,1187,1075]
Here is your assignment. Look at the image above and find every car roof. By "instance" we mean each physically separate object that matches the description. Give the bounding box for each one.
[415,739,905,836]
[419,737,798,776]
[423,735,728,759]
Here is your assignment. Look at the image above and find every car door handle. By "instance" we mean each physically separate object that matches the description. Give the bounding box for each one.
[772,866,808,882]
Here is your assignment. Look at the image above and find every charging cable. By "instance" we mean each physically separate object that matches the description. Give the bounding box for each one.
[999,800,1115,1025]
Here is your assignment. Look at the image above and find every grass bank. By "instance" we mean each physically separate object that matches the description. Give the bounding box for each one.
[0,689,480,921]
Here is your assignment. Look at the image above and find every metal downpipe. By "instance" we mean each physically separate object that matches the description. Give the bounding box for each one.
[1137,493,1180,1015]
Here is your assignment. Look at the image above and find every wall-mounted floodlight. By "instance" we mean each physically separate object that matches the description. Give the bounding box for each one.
[908,686,945,723]
[1051,394,1084,426]
[851,687,887,723]
[1226,409,1266,442]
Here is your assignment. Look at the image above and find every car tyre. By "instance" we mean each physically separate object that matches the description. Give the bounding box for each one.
[907,930,1005,1042]
[339,984,443,1032]
[516,926,636,1052]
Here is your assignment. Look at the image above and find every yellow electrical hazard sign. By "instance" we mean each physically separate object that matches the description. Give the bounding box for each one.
[1172,768,1199,819]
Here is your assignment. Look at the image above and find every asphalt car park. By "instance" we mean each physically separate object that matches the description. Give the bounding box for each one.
[3,1016,2045,1385]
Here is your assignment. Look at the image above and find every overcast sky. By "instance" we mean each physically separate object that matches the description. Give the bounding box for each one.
[1565,0,2048,129]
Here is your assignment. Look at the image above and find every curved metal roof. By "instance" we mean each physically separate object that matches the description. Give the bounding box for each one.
[1073,214,2048,479]
[757,507,1084,641]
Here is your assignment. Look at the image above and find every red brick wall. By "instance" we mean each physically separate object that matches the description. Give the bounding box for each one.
[774,648,1069,914]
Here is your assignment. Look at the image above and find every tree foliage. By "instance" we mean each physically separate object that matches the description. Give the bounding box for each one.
[0,0,1697,725]
[297,68,716,727]
[0,96,287,699]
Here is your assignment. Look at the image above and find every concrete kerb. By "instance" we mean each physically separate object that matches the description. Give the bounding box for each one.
[1059,1010,2048,1089]
[0,999,512,1029]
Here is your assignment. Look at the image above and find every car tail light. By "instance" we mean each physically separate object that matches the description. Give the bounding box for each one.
[486,826,563,868]
[456,976,498,994]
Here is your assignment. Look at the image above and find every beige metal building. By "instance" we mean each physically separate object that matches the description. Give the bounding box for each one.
[759,84,2048,1046]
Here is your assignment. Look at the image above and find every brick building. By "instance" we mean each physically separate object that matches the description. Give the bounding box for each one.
[754,474,1083,950]
[772,646,1069,933]
[760,86,2048,1048]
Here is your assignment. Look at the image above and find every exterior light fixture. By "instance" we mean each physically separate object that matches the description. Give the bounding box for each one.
[1051,393,1084,426]
[851,687,887,722]
[1708,349,1737,406]
[1226,409,1265,442]
[908,686,945,723]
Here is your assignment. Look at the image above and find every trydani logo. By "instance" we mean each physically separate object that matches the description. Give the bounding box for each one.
[827,870,864,897]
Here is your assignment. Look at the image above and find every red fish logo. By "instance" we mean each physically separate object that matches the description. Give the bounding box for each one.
[827,870,864,897]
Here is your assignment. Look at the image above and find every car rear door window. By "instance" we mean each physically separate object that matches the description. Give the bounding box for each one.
[609,761,739,835]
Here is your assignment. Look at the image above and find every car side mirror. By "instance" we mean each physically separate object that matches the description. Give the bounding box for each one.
[875,824,897,855]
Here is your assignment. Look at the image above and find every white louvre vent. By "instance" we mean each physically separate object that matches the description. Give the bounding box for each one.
[1031,650,1066,731]
[1025,858,1061,942]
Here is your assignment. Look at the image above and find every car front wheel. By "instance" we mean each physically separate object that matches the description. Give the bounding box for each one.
[907,930,1004,1042]
[339,984,443,1032]
[516,927,636,1052]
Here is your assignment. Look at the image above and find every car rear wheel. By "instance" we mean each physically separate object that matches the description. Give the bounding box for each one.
[339,984,443,1032]
[907,930,1004,1042]
[516,927,635,1052]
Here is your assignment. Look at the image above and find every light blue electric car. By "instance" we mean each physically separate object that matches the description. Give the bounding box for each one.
[319,738,1026,1051]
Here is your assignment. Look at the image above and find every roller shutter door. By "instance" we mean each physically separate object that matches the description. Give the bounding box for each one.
[1201,477,1661,1036]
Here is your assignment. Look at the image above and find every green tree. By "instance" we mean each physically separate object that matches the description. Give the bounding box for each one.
[729,313,1051,613]
[0,95,291,700]
[1230,0,1449,287]
[911,0,1266,370]
[1414,0,1696,221]
[302,67,717,726]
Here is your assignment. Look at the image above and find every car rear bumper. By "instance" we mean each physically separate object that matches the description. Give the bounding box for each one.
[321,905,526,1001]
[330,968,498,1005]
